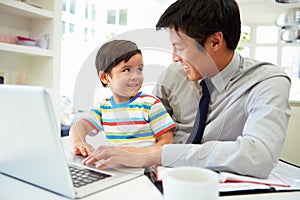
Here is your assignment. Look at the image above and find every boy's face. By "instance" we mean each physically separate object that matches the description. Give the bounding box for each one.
[169,28,216,81]
[103,54,144,103]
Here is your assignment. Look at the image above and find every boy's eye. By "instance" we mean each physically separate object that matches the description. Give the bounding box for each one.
[137,67,143,72]
[123,68,130,72]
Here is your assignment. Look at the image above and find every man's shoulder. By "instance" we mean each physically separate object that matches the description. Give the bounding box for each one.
[241,57,289,80]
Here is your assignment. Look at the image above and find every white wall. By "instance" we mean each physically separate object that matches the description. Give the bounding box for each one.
[281,103,300,166]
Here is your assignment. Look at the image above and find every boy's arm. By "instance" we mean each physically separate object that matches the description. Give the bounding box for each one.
[69,119,95,156]
[155,130,174,146]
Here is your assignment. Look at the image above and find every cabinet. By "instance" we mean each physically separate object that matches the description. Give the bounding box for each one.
[0,0,61,115]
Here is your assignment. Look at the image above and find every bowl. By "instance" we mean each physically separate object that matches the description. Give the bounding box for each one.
[16,36,37,46]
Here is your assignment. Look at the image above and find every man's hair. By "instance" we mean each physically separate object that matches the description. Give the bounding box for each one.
[156,0,241,50]
[95,40,141,87]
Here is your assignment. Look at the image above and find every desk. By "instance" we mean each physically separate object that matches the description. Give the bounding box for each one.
[1,172,300,200]
[0,173,162,200]
[1,137,300,200]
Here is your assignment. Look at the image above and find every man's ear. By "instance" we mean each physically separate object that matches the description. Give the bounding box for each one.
[207,31,224,52]
[99,71,109,84]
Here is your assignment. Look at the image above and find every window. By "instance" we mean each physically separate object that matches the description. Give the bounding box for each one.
[282,46,300,78]
[256,26,278,44]
[85,1,89,19]
[255,47,277,65]
[91,29,95,36]
[106,9,127,25]
[254,26,278,64]
[62,0,66,12]
[70,0,76,14]
[84,27,88,42]
[69,23,75,33]
[237,26,251,57]
[282,46,300,100]
[107,10,116,24]
[238,47,250,58]
[119,9,127,25]
[91,4,96,21]
[62,21,66,35]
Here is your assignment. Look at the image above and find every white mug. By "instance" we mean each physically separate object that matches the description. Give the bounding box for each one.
[162,167,219,200]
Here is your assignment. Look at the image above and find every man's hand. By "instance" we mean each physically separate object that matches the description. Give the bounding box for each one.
[82,145,163,168]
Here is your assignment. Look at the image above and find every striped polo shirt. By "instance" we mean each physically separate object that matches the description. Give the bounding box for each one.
[83,91,176,147]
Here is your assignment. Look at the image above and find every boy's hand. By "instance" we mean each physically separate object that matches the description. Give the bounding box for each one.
[73,142,95,157]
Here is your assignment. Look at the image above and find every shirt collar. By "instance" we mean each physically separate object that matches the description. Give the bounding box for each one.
[209,51,241,94]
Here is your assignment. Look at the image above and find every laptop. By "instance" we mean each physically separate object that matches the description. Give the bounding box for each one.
[0,85,144,198]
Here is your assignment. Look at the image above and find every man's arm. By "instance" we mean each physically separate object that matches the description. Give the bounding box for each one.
[82,145,163,168]
[161,77,291,178]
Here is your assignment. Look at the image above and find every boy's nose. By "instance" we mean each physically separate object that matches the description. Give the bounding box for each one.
[130,71,141,80]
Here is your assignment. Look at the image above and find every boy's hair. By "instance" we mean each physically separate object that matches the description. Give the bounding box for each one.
[156,0,241,50]
[95,40,142,87]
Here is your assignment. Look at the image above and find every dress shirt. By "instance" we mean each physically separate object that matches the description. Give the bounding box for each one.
[162,52,291,178]
[153,62,201,144]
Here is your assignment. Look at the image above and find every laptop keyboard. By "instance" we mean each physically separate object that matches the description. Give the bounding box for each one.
[69,166,112,188]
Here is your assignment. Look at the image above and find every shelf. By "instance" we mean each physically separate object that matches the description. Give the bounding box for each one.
[0,0,53,19]
[0,42,53,57]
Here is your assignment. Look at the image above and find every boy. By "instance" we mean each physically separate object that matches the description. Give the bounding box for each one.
[70,40,175,156]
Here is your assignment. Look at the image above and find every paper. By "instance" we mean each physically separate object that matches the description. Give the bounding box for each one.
[155,164,300,193]
[219,171,290,187]
[219,182,271,192]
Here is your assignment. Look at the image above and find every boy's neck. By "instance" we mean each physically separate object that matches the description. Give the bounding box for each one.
[112,91,140,104]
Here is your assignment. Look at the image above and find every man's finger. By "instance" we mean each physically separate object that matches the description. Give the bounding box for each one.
[95,156,119,169]
[82,154,100,165]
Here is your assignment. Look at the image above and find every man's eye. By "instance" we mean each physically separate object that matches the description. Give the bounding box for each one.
[123,68,130,72]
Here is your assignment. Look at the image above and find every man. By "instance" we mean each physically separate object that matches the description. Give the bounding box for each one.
[81,0,291,178]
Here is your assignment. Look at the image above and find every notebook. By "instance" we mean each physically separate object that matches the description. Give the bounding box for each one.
[0,85,144,198]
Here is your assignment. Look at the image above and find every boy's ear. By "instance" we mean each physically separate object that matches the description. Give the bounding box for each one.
[99,71,109,84]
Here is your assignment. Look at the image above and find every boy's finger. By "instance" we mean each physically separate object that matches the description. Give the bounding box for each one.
[73,147,81,155]
[78,147,88,156]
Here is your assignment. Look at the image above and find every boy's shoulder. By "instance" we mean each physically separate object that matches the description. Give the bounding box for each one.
[139,92,159,100]
[134,92,161,104]
[97,97,112,106]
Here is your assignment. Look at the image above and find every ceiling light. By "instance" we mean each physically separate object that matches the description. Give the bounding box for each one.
[272,0,300,3]
[276,7,300,29]
[281,29,300,42]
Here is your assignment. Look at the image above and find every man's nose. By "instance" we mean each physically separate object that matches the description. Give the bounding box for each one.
[172,52,181,62]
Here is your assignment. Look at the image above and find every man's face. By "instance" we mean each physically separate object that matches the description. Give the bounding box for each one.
[169,28,216,81]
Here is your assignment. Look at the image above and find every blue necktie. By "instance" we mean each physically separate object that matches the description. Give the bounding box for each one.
[186,80,210,144]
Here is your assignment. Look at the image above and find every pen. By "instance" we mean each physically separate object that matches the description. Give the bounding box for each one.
[220,187,276,196]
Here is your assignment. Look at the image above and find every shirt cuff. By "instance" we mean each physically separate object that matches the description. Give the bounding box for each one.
[162,144,192,166]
